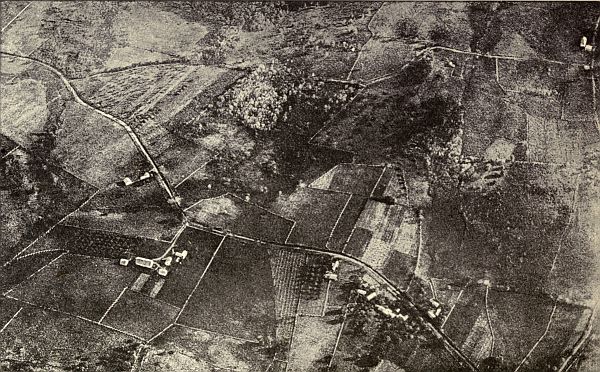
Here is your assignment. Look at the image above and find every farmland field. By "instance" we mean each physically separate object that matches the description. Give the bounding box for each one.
[2,1,600,370]
[350,200,416,271]
[0,306,138,371]
[16,224,171,260]
[0,251,64,294]
[562,79,595,122]
[327,195,368,252]
[0,148,97,264]
[101,289,179,340]
[487,290,557,368]
[7,254,138,322]
[525,114,582,165]
[442,285,487,351]
[310,163,385,196]
[177,237,277,340]
[269,247,304,349]
[287,315,343,372]
[148,324,272,372]
[186,193,294,243]
[275,187,350,248]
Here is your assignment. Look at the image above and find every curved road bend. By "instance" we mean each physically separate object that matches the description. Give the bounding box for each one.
[187,221,480,371]
[0,51,181,208]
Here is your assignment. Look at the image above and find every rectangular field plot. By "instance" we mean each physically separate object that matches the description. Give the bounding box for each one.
[0,306,135,368]
[178,238,277,341]
[487,290,556,368]
[7,254,138,322]
[102,289,179,340]
[186,194,294,243]
[57,224,169,258]
[287,315,342,372]
[526,114,582,164]
[327,195,367,252]
[270,248,304,326]
[154,227,224,308]
[344,227,372,257]
[349,200,417,271]
[310,163,385,197]
[278,188,350,248]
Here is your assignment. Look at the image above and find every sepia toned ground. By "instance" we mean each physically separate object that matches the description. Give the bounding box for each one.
[1,2,599,372]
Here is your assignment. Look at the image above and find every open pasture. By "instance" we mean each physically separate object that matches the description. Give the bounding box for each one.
[525,303,589,371]
[0,2,49,56]
[370,2,472,49]
[462,60,528,158]
[350,39,416,82]
[497,59,569,96]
